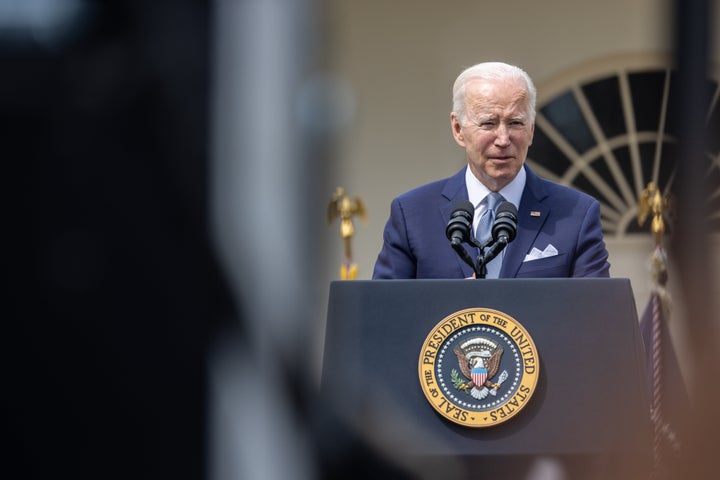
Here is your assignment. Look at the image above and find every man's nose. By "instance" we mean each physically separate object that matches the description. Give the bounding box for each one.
[494,124,511,146]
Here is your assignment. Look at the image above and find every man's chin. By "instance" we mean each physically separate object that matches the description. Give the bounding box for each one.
[490,168,517,182]
[485,168,520,189]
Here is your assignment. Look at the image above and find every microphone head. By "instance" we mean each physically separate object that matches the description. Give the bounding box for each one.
[495,201,517,218]
[492,201,518,243]
[452,200,474,218]
[445,200,474,243]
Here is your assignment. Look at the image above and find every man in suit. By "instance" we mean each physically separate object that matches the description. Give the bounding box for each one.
[373,62,610,279]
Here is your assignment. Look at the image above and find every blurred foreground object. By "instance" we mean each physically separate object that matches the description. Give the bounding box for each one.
[328,187,366,279]
[638,182,687,479]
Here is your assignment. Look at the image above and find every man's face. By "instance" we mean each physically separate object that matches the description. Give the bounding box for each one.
[451,78,534,191]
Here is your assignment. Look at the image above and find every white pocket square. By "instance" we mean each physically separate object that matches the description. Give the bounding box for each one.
[523,244,559,262]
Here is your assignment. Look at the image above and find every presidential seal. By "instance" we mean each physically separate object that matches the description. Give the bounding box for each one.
[418,308,539,428]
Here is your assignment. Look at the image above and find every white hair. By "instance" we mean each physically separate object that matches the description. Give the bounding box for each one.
[452,62,537,125]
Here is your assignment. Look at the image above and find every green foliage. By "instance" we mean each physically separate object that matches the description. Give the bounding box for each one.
[451,369,467,391]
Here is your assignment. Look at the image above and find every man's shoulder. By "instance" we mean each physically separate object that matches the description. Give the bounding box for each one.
[398,177,450,199]
[529,168,598,206]
[394,168,465,204]
[546,179,596,203]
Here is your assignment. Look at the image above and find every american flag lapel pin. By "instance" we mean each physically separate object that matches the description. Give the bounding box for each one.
[530,211,541,217]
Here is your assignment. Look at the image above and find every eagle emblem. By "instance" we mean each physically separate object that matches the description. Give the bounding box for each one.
[419,307,540,427]
[453,337,508,400]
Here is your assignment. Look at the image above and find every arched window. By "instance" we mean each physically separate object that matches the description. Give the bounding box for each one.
[528,57,720,238]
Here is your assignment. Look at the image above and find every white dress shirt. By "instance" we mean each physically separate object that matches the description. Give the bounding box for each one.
[464,165,526,277]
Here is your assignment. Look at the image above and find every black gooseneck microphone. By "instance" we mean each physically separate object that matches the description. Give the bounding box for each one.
[445,201,481,276]
[445,200,474,246]
[482,201,519,264]
[446,199,519,278]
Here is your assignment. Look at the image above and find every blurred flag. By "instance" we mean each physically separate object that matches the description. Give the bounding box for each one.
[639,246,688,478]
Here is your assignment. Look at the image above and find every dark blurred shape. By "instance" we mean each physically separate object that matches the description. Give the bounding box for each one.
[669,0,719,478]
[5,1,235,478]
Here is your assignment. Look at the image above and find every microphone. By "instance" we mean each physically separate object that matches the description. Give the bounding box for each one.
[483,201,518,264]
[492,201,518,244]
[445,200,480,276]
[445,200,474,246]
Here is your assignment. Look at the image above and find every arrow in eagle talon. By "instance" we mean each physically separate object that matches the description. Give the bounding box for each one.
[489,370,509,396]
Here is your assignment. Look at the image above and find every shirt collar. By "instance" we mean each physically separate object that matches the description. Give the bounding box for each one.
[465,164,526,212]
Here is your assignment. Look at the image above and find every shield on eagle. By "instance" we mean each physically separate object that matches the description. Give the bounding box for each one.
[471,361,488,386]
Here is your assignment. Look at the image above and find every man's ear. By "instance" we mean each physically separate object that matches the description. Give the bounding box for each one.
[450,113,465,147]
[529,122,535,146]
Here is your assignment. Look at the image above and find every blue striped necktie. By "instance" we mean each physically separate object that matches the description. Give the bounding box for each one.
[476,192,504,278]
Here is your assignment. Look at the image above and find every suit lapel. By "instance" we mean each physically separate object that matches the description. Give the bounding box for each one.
[501,166,550,278]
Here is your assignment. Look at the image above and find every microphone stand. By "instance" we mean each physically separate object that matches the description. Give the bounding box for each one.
[451,239,483,278]
[453,236,490,279]
[451,236,510,279]
[476,254,488,279]
[475,239,490,279]
[474,237,509,279]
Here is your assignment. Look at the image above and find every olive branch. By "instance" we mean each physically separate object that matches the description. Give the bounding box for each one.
[451,369,467,391]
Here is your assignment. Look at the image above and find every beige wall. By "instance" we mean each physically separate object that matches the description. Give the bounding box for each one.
[321,0,720,381]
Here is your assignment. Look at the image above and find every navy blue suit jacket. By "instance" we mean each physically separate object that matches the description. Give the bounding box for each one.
[373,165,610,279]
